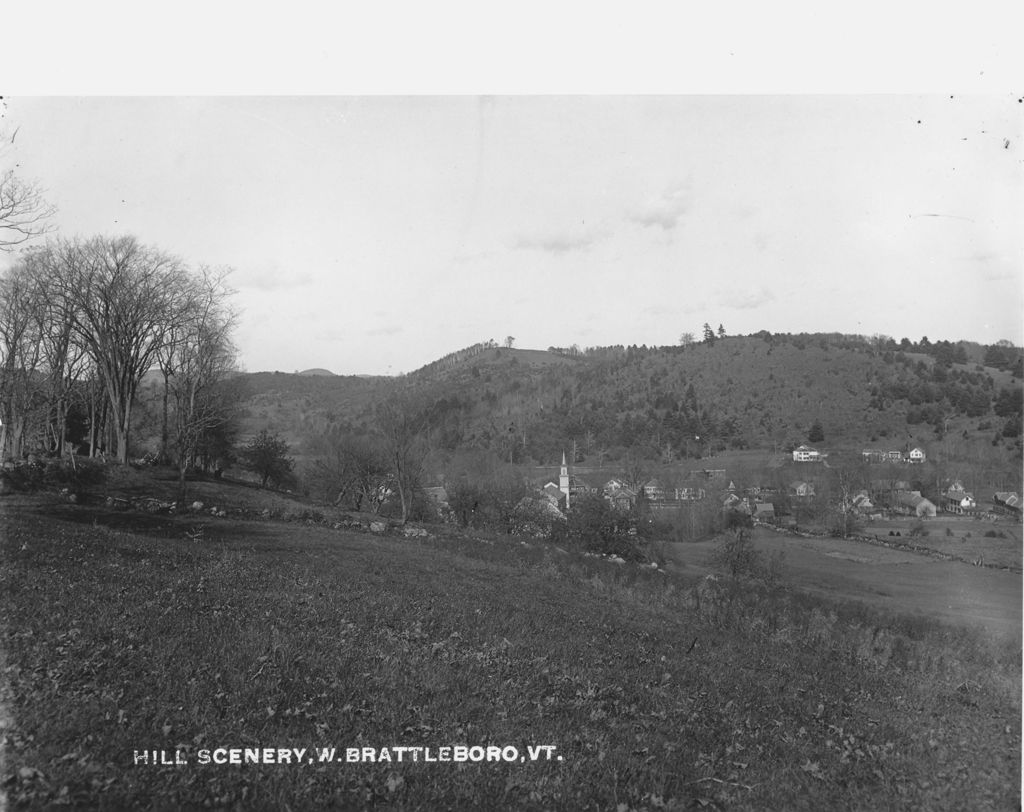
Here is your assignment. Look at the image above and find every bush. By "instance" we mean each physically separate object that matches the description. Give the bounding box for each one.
[1,456,107,492]
[709,528,762,580]
[551,493,643,560]
[709,528,787,586]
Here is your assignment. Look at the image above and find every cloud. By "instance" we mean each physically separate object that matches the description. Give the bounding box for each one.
[717,287,776,310]
[314,328,348,341]
[367,325,404,337]
[239,267,313,291]
[629,184,692,231]
[513,228,602,255]
[643,302,702,316]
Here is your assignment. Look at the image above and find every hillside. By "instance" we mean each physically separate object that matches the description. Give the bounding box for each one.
[221,334,1022,478]
[1,474,1019,809]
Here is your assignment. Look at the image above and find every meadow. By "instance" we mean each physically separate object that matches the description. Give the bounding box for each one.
[1,474,1020,810]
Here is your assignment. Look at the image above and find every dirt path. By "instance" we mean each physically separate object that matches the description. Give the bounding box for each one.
[665,529,1023,641]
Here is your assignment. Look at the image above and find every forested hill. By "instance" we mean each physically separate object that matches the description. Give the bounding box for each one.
[237,333,1023,465]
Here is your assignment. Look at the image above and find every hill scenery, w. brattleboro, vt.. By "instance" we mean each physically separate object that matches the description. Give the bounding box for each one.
[1,94,1022,810]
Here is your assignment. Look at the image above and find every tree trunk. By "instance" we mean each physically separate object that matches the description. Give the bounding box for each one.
[160,369,170,463]
[178,457,188,504]
[116,399,133,464]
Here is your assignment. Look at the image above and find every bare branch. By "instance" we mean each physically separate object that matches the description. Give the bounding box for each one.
[0,169,56,250]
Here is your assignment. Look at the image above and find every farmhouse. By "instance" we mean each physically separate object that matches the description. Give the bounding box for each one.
[604,484,637,512]
[943,481,977,515]
[993,492,1022,517]
[752,501,776,520]
[541,482,565,508]
[897,491,937,517]
[642,478,667,501]
[851,490,874,512]
[792,445,821,463]
[789,480,816,498]
[861,447,926,464]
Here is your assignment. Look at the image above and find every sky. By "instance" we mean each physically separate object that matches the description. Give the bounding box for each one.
[1,14,1021,376]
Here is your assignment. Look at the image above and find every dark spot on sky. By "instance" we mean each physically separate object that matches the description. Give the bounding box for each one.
[917,120,921,124]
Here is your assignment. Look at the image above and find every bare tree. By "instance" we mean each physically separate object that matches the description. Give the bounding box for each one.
[376,393,430,524]
[305,432,390,512]
[51,235,192,463]
[1,116,56,251]
[0,261,45,460]
[164,267,239,501]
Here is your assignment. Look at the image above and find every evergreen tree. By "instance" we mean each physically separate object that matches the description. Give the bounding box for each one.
[808,420,825,444]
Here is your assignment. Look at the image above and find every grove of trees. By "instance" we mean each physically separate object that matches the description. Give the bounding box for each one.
[0,236,240,488]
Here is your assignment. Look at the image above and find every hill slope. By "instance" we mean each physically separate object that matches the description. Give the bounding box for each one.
[227,334,1022,473]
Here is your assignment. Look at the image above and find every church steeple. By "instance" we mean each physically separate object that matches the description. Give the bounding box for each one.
[559,451,570,509]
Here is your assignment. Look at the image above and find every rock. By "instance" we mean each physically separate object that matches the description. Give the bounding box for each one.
[191,501,204,511]
[369,521,387,533]
[402,526,428,538]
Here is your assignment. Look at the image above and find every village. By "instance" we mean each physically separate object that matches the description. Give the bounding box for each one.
[419,442,1023,533]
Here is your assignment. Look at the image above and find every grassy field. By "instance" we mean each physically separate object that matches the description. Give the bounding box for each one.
[665,528,1023,643]
[1,478,1021,809]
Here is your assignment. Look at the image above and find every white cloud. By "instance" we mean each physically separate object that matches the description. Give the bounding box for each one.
[629,184,692,231]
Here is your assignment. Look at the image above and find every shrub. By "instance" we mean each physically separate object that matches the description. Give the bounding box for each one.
[241,430,295,488]
[709,528,761,580]
[552,493,643,560]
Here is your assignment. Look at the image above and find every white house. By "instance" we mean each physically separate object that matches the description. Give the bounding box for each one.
[943,481,977,514]
[792,445,821,463]
[908,447,926,463]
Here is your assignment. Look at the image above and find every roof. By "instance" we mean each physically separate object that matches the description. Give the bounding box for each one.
[944,484,974,499]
